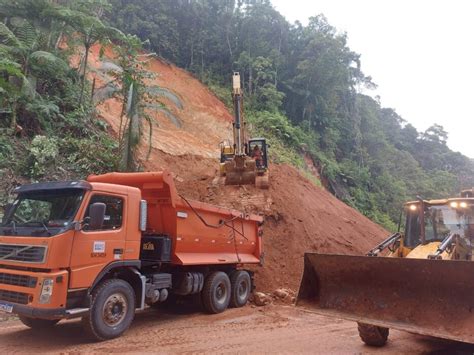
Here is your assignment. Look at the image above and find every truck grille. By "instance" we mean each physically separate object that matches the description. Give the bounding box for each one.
[0,273,37,288]
[0,244,46,263]
[0,290,30,305]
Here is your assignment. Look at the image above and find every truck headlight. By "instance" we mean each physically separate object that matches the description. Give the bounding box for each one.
[39,278,54,304]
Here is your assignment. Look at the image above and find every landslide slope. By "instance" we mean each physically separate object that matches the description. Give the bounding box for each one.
[88,46,387,292]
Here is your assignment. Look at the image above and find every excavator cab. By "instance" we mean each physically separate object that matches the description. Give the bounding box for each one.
[297,195,474,346]
[248,138,268,171]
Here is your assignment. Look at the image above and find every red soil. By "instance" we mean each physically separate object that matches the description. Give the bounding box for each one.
[85,45,387,292]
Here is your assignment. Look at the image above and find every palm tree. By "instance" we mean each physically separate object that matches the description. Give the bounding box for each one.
[93,35,184,171]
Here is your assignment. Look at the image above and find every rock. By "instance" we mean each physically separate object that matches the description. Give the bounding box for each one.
[274,289,290,299]
[253,292,272,306]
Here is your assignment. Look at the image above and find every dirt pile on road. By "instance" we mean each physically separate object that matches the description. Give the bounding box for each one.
[88,46,387,292]
[172,164,386,291]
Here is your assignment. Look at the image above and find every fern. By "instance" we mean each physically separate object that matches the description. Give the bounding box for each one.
[10,17,37,49]
[146,86,184,109]
[144,103,182,128]
[29,50,69,73]
[0,23,21,48]
[0,58,23,77]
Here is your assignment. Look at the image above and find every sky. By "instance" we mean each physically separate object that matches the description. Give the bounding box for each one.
[271,0,474,158]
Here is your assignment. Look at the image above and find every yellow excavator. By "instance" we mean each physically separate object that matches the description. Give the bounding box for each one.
[219,72,269,189]
[297,190,474,346]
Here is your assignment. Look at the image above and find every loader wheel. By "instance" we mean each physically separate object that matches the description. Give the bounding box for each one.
[82,279,136,341]
[19,316,59,329]
[357,322,389,347]
[202,271,231,314]
[229,270,251,308]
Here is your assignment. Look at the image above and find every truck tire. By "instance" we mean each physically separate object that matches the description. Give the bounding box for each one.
[229,270,251,308]
[357,322,389,347]
[201,271,231,314]
[83,279,136,341]
[19,316,59,329]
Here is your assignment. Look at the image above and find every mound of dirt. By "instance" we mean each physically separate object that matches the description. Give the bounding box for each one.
[86,45,386,292]
[173,164,386,292]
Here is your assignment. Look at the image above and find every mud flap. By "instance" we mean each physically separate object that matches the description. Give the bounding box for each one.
[296,253,474,344]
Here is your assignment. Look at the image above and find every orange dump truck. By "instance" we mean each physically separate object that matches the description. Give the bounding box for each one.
[0,171,263,340]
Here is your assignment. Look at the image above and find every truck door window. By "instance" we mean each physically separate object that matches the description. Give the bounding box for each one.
[84,195,123,231]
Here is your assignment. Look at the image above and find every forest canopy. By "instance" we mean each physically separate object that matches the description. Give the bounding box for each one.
[107,0,474,229]
[1,0,473,231]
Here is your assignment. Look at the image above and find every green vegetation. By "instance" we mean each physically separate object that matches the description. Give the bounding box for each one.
[108,0,474,230]
[0,0,146,205]
[1,0,472,231]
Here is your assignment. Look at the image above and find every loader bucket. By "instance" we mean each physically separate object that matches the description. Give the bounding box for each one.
[296,253,474,344]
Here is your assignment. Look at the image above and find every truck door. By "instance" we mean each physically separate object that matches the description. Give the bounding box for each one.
[69,193,127,289]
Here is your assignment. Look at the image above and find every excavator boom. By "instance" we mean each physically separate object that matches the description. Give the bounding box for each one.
[297,253,474,344]
[220,73,268,188]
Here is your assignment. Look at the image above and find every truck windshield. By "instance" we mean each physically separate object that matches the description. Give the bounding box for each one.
[405,203,474,247]
[1,189,85,236]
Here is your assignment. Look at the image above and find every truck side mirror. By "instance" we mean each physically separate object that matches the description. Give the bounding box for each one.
[89,202,106,230]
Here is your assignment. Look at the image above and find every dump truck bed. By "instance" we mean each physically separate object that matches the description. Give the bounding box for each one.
[297,253,474,344]
[88,171,263,266]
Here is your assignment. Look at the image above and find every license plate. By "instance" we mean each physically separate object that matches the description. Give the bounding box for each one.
[0,302,13,313]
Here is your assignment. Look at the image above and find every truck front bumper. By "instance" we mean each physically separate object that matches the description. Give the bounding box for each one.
[0,267,69,319]
[9,303,66,320]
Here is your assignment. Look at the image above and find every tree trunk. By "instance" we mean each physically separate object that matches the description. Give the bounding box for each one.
[54,30,63,50]
[79,41,91,106]
[275,27,282,87]
[10,101,17,132]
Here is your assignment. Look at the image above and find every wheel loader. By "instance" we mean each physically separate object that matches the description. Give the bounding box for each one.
[297,190,474,346]
[219,72,269,189]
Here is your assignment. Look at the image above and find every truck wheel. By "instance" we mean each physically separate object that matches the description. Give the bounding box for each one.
[202,271,231,314]
[19,316,59,329]
[230,270,251,308]
[83,279,136,341]
[357,322,389,347]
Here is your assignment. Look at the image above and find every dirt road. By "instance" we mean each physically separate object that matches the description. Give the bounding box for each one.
[0,305,472,354]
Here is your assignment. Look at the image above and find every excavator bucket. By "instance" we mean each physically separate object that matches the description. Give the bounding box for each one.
[296,253,474,344]
[224,156,256,186]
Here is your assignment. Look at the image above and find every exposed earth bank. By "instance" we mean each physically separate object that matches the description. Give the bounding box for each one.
[87,45,387,293]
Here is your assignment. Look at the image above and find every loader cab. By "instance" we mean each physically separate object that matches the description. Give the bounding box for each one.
[248,138,268,171]
[404,200,474,248]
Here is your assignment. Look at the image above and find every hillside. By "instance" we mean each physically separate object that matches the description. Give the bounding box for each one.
[86,46,386,292]
[108,0,474,230]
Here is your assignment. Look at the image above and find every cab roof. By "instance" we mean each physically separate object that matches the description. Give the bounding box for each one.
[14,181,92,194]
[405,197,474,206]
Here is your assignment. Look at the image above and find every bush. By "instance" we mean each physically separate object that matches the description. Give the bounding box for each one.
[28,135,59,178]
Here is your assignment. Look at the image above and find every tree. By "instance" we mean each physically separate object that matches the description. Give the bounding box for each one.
[93,35,183,171]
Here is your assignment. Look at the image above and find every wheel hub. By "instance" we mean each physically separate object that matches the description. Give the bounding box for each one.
[103,293,128,327]
[238,281,248,299]
[215,283,227,304]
